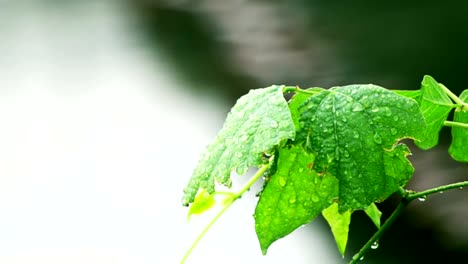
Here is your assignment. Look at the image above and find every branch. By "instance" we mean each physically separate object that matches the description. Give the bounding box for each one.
[349,201,407,264]
[406,181,468,202]
[444,121,468,129]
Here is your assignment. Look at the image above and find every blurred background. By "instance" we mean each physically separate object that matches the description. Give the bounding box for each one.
[0,0,467,263]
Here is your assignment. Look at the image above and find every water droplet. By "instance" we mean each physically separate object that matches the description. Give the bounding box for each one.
[371,241,379,249]
[312,195,319,202]
[360,256,365,261]
[343,150,350,158]
[390,128,397,135]
[460,187,464,190]
[383,107,392,117]
[371,105,380,112]
[240,134,249,142]
[352,103,364,112]
[353,131,360,139]
[335,147,340,161]
[289,197,296,204]
[393,115,399,121]
[269,121,278,128]
[439,191,444,194]
[373,133,382,144]
[278,177,286,187]
[298,168,304,173]
[418,195,427,202]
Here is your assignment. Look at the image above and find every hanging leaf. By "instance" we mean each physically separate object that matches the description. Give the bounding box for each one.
[322,202,351,256]
[416,75,454,149]
[254,145,338,254]
[182,86,295,205]
[449,90,468,162]
[364,203,382,229]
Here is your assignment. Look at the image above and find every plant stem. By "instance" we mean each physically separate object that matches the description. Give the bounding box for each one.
[350,181,468,263]
[282,86,322,95]
[444,121,468,129]
[406,181,468,202]
[181,163,270,263]
[439,83,468,108]
[349,202,407,264]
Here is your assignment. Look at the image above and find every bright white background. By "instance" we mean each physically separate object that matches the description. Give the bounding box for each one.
[0,1,338,263]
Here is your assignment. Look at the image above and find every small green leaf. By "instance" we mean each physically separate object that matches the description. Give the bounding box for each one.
[364,203,382,229]
[188,189,216,220]
[182,86,296,205]
[298,84,424,212]
[254,146,338,254]
[322,202,351,256]
[449,90,468,162]
[416,75,455,149]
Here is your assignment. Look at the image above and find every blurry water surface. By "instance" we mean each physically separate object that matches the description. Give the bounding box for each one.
[0,1,338,263]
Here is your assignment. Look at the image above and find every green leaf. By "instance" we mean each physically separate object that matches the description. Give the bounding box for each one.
[182,86,296,205]
[416,75,455,149]
[254,145,338,254]
[298,84,425,212]
[288,88,323,131]
[187,189,216,220]
[364,203,382,229]
[392,89,421,101]
[449,90,468,162]
[322,202,351,256]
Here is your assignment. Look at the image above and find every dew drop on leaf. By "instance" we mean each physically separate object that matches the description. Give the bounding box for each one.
[393,115,399,121]
[418,195,427,202]
[269,120,279,128]
[373,133,383,144]
[312,194,319,202]
[278,177,286,187]
[352,103,364,112]
[240,134,249,142]
[390,128,398,135]
[289,197,296,204]
[371,241,379,249]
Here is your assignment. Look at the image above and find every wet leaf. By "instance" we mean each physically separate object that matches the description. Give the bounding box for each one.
[254,146,338,254]
[187,189,216,220]
[364,203,382,229]
[416,75,454,149]
[182,86,295,205]
[298,84,425,211]
[449,90,468,162]
[322,202,351,256]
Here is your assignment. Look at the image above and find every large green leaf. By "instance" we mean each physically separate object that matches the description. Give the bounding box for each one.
[449,90,468,162]
[416,75,454,149]
[254,145,338,254]
[322,202,351,256]
[298,84,425,211]
[182,86,295,205]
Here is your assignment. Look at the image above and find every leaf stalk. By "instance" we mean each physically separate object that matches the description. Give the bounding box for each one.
[181,163,271,263]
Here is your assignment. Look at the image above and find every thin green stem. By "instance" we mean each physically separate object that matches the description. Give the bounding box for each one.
[349,202,408,264]
[406,181,468,202]
[444,120,468,129]
[439,83,468,108]
[282,86,322,95]
[181,163,271,263]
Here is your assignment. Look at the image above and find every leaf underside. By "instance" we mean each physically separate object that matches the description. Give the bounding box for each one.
[254,145,338,254]
[182,86,295,205]
[416,75,454,149]
[449,90,468,162]
[322,202,351,256]
[297,84,425,212]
